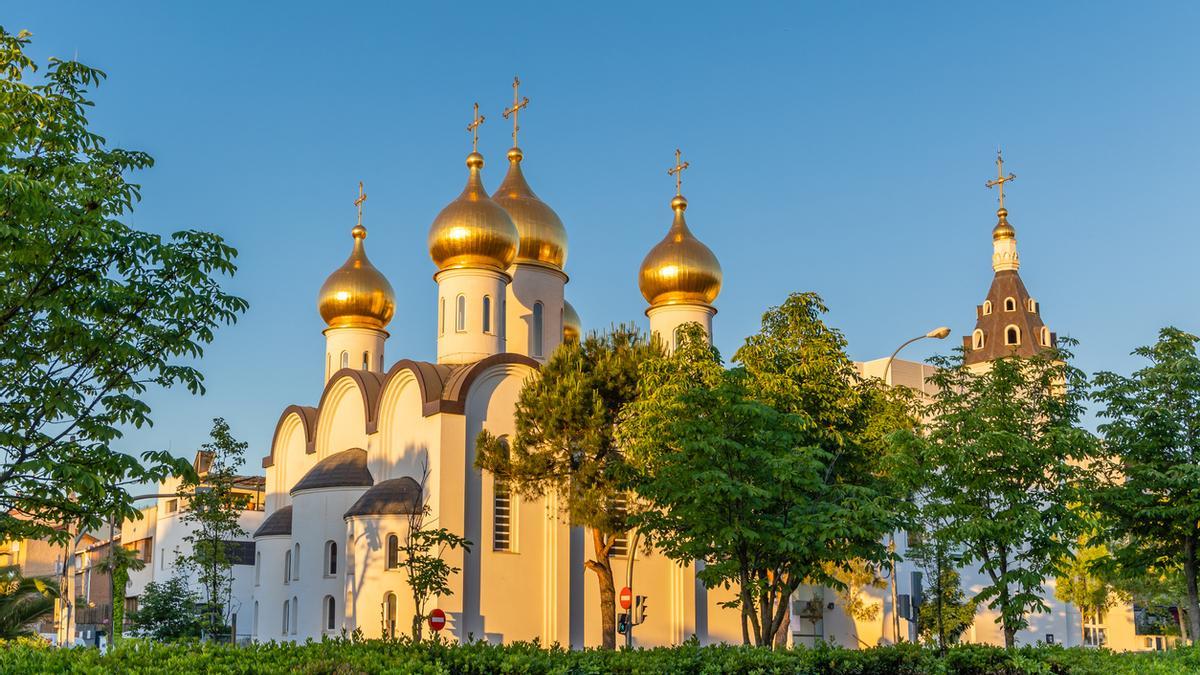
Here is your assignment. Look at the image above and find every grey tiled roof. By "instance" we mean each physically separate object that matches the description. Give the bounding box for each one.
[343,477,422,518]
[290,448,373,495]
[253,505,293,538]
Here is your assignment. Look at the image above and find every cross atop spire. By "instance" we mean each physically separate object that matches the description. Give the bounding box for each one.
[986,149,1017,210]
[667,148,689,196]
[502,76,530,148]
[354,181,367,227]
[467,102,485,152]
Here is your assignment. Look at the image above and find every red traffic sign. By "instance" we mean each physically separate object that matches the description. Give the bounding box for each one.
[619,587,633,610]
[428,608,446,632]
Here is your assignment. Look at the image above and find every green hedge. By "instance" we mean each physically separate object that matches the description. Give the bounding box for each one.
[2,637,1198,674]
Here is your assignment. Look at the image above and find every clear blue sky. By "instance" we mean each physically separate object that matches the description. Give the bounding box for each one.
[8,3,1200,465]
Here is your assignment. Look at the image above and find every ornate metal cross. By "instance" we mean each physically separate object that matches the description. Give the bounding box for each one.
[467,102,485,152]
[354,181,367,227]
[986,149,1017,209]
[667,148,689,196]
[502,76,530,148]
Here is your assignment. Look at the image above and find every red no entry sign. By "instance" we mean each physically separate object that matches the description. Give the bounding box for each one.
[428,608,446,632]
[619,587,633,610]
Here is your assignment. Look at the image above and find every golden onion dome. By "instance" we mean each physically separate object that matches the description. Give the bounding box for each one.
[563,300,582,342]
[428,152,520,272]
[992,207,1016,241]
[491,147,568,269]
[318,223,396,330]
[638,194,722,307]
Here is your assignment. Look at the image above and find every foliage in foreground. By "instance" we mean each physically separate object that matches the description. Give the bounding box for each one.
[2,637,1200,675]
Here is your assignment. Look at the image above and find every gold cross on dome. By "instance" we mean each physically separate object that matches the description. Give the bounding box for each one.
[354,181,367,226]
[502,76,530,148]
[667,148,689,196]
[467,102,486,152]
[986,149,1017,209]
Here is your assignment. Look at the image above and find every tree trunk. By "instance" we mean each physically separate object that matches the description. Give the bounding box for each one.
[1176,602,1189,645]
[412,612,423,642]
[584,528,617,649]
[1185,535,1200,646]
[111,567,127,645]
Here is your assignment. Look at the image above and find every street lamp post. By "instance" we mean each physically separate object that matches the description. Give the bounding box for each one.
[880,326,949,645]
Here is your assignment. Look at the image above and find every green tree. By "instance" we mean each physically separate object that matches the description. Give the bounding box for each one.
[898,341,1095,647]
[0,28,246,545]
[127,575,202,641]
[1092,327,1200,644]
[916,565,976,649]
[621,295,910,647]
[476,325,658,649]
[180,418,249,638]
[96,544,145,644]
[395,466,471,641]
[0,565,57,639]
[1055,540,1120,644]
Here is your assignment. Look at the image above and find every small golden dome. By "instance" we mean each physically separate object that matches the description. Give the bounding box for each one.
[992,207,1016,241]
[428,152,520,272]
[638,194,722,307]
[492,147,568,269]
[318,225,396,330]
[563,300,582,342]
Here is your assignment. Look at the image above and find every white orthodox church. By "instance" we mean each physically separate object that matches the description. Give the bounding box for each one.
[248,91,1168,650]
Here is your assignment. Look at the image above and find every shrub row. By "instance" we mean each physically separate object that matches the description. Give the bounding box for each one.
[2,637,1199,675]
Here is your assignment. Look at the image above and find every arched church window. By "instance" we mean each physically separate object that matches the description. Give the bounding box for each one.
[456,295,466,332]
[982,301,992,316]
[293,543,301,580]
[482,295,492,334]
[284,550,292,584]
[324,595,336,631]
[1006,326,1020,346]
[340,351,349,369]
[1028,298,1038,313]
[532,302,544,357]
[439,297,445,336]
[1041,326,1051,347]
[386,534,399,569]
[1004,297,1016,312]
[291,596,298,635]
[380,354,384,371]
[282,599,289,635]
[255,551,261,586]
[384,592,397,638]
[362,351,369,370]
[325,540,338,576]
[493,438,514,553]
[253,601,258,636]
[972,329,985,350]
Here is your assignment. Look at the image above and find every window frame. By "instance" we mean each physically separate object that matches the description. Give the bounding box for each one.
[1005,325,1021,346]
[455,294,467,333]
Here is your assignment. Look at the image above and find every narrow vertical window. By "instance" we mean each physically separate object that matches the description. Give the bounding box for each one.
[284,550,292,583]
[340,351,349,369]
[494,480,513,552]
[532,302,544,357]
[439,297,445,336]
[482,295,492,333]
[362,351,369,370]
[972,329,985,350]
[293,543,300,580]
[1041,326,1051,347]
[253,601,259,636]
[456,295,466,332]
[386,534,399,569]
[325,595,336,631]
[255,551,261,586]
[291,596,298,635]
[282,600,289,635]
[325,540,338,576]
[384,592,397,638]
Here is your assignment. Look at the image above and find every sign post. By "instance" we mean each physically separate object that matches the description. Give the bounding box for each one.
[428,608,446,634]
[619,586,633,611]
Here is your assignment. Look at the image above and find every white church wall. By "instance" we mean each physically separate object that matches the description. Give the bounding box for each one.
[252,535,290,641]
[315,375,370,461]
[345,514,415,640]
[289,487,365,641]
[505,263,565,363]
[267,412,315,513]
[375,371,439,487]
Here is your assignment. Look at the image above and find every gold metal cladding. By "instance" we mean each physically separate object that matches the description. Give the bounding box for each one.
[428,151,520,272]
[502,76,530,148]
[319,183,396,329]
[491,150,568,269]
[987,150,1017,241]
[638,175,722,307]
[563,299,582,342]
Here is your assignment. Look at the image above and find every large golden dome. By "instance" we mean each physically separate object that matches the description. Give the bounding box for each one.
[318,223,396,330]
[638,194,722,307]
[563,299,582,342]
[992,207,1016,241]
[428,152,520,272]
[491,147,568,269]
